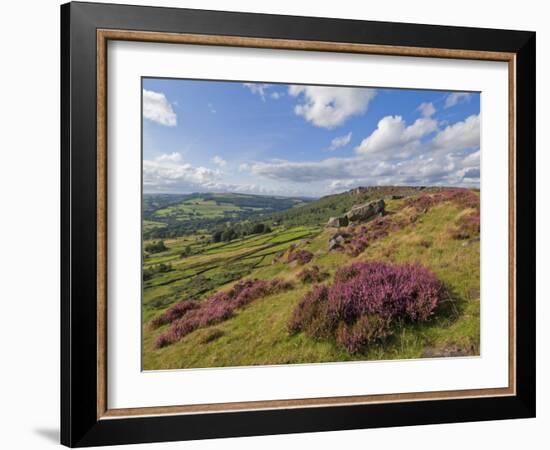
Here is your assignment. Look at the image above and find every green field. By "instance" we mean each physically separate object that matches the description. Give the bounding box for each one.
[142,188,480,370]
[142,192,310,239]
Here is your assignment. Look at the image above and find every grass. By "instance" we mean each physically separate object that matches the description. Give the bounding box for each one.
[153,198,245,221]
[142,191,480,369]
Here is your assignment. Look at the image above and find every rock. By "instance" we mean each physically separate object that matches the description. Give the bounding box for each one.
[346,199,385,223]
[328,232,350,252]
[391,194,404,200]
[462,237,480,247]
[422,345,476,358]
[326,216,349,228]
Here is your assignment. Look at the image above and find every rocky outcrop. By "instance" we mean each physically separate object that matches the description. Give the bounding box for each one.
[326,216,349,228]
[346,199,385,223]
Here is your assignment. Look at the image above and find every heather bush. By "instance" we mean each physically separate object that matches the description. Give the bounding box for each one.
[287,284,334,338]
[297,265,329,284]
[288,261,444,354]
[150,300,199,329]
[336,315,390,353]
[287,249,314,265]
[452,211,480,240]
[154,277,294,348]
[407,188,479,213]
[345,235,369,256]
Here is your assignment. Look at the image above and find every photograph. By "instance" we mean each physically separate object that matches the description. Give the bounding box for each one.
[141,78,481,370]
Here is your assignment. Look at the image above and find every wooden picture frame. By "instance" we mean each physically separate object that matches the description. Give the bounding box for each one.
[61,1,535,447]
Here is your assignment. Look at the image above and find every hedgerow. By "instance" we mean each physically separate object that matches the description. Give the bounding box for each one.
[288,261,444,353]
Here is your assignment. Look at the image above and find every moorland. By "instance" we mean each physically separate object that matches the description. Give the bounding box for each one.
[142,186,480,370]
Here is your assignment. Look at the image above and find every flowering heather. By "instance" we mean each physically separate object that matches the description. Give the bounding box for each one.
[288,261,444,353]
[345,235,369,256]
[154,278,294,348]
[453,211,480,240]
[407,188,479,213]
[342,216,392,255]
[342,188,480,254]
[297,265,329,284]
[405,188,480,240]
[150,300,199,329]
[287,249,314,265]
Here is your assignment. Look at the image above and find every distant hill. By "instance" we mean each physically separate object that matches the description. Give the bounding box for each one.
[143,192,311,238]
[254,186,437,229]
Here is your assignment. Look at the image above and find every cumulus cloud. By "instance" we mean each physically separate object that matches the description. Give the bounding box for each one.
[355,115,438,157]
[143,157,220,192]
[288,85,376,129]
[270,91,284,99]
[444,92,472,108]
[248,157,353,183]
[328,132,352,151]
[243,83,271,101]
[431,114,480,151]
[417,102,436,117]
[211,155,227,167]
[155,152,182,163]
[241,113,480,191]
[143,89,177,126]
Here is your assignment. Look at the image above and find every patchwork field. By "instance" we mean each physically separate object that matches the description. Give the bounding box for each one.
[142,187,480,370]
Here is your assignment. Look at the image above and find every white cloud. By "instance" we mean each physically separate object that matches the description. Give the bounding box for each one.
[241,114,480,191]
[143,89,177,126]
[211,155,227,167]
[417,102,436,117]
[208,103,216,114]
[243,83,270,101]
[355,115,437,157]
[288,85,376,129]
[328,132,352,151]
[143,154,222,192]
[444,92,472,108]
[155,152,182,163]
[248,157,353,183]
[432,114,480,151]
[270,91,284,99]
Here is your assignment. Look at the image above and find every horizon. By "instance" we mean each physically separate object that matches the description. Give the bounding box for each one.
[143,79,480,197]
[143,185,478,201]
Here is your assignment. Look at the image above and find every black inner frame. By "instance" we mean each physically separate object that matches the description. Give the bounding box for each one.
[61,2,536,447]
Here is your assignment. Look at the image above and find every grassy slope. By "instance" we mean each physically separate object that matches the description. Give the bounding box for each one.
[142,226,320,320]
[142,195,480,370]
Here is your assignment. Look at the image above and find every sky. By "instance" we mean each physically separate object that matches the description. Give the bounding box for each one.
[142,78,480,198]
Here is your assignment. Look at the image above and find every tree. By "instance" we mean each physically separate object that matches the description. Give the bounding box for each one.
[180,245,192,258]
[145,240,167,254]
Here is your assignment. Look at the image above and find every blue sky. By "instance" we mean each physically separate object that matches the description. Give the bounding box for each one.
[143,78,480,197]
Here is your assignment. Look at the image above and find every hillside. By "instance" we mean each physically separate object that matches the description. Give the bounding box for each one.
[142,187,480,369]
[143,192,310,238]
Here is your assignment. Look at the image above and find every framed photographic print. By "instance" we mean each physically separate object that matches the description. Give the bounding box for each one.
[61,1,536,447]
